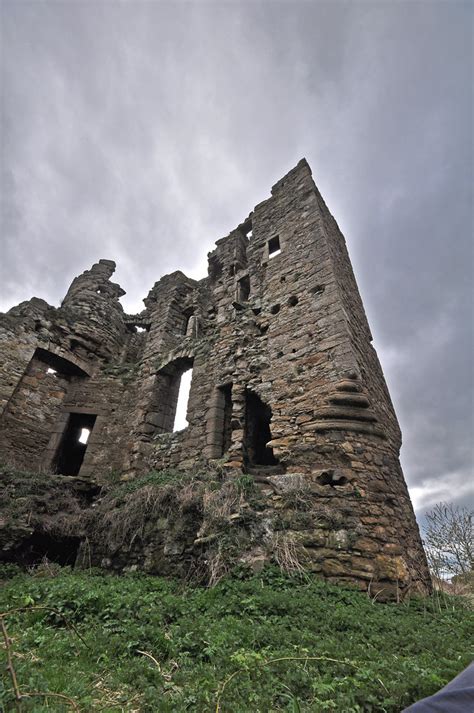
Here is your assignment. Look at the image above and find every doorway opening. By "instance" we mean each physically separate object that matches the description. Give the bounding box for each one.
[244,390,278,466]
[54,413,97,476]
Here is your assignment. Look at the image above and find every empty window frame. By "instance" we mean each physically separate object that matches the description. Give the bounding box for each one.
[173,366,193,431]
[268,235,281,258]
[241,219,253,240]
[208,256,223,282]
[237,275,250,302]
[126,323,150,334]
[244,390,278,466]
[183,310,196,337]
[146,358,194,434]
[54,413,97,476]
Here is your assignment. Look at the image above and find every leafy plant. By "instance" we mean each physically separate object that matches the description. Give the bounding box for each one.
[0,567,472,712]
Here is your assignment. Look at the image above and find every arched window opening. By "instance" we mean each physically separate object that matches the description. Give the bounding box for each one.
[183,310,196,337]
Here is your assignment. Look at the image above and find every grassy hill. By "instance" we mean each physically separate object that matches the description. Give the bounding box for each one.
[0,565,472,712]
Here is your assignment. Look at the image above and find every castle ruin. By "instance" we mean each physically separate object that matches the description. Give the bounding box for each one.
[0,159,431,597]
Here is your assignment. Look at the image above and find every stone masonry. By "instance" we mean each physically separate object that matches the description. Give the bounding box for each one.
[0,159,432,596]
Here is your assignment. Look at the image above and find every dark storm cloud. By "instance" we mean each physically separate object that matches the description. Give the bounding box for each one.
[1,0,472,516]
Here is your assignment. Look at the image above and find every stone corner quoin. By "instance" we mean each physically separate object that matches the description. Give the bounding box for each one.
[0,158,431,598]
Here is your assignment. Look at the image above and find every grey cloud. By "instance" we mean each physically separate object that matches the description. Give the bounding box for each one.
[1,0,472,517]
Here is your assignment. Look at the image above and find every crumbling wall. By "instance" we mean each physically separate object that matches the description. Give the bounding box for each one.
[0,260,138,479]
[0,160,432,597]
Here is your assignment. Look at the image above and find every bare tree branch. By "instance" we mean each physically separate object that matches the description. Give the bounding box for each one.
[424,502,473,579]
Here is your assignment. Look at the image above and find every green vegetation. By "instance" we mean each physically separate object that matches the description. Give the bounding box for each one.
[1,566,472,712]
[108,469,196,497]
[0,466,86,541]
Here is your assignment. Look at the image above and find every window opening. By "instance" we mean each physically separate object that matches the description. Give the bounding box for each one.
[54,413,97,476]
[126,323,150,334]
[173,367,193,431]
[183,311,196,337]
[79,428,90,444]
[270,304,280,315]
[317,470,348,487]
[268,235,281,258]
[238,275,250,302]
[288,296,299,307]
[208,256,223,282]
[35,347,88,376]
[244,391,278,466]
[240,218,253,240]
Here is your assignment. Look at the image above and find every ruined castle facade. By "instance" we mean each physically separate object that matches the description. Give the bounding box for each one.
[0,159,431,595]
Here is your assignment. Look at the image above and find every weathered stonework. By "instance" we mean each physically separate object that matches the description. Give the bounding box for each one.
[0,159,431,597]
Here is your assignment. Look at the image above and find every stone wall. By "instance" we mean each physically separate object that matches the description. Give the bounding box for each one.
[0,159,432,596]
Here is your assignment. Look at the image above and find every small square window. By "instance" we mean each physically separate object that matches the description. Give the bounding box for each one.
[268,235,281,258]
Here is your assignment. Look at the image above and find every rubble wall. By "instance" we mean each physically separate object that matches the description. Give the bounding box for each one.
[0,160,432,597]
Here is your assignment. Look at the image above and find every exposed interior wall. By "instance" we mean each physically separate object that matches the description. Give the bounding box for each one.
[0,349,80,469]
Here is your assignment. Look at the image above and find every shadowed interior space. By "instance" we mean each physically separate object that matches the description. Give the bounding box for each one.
[54,413,97,476]
[5,532,81,567]
[244,390,278,466]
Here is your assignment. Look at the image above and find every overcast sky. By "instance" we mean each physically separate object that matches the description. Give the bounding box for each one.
[1,0,472,518]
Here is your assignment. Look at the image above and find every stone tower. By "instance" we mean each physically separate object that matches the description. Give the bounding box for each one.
[0,159,431,596]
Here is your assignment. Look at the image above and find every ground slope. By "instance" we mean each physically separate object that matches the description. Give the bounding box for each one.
[0,567,472,712]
